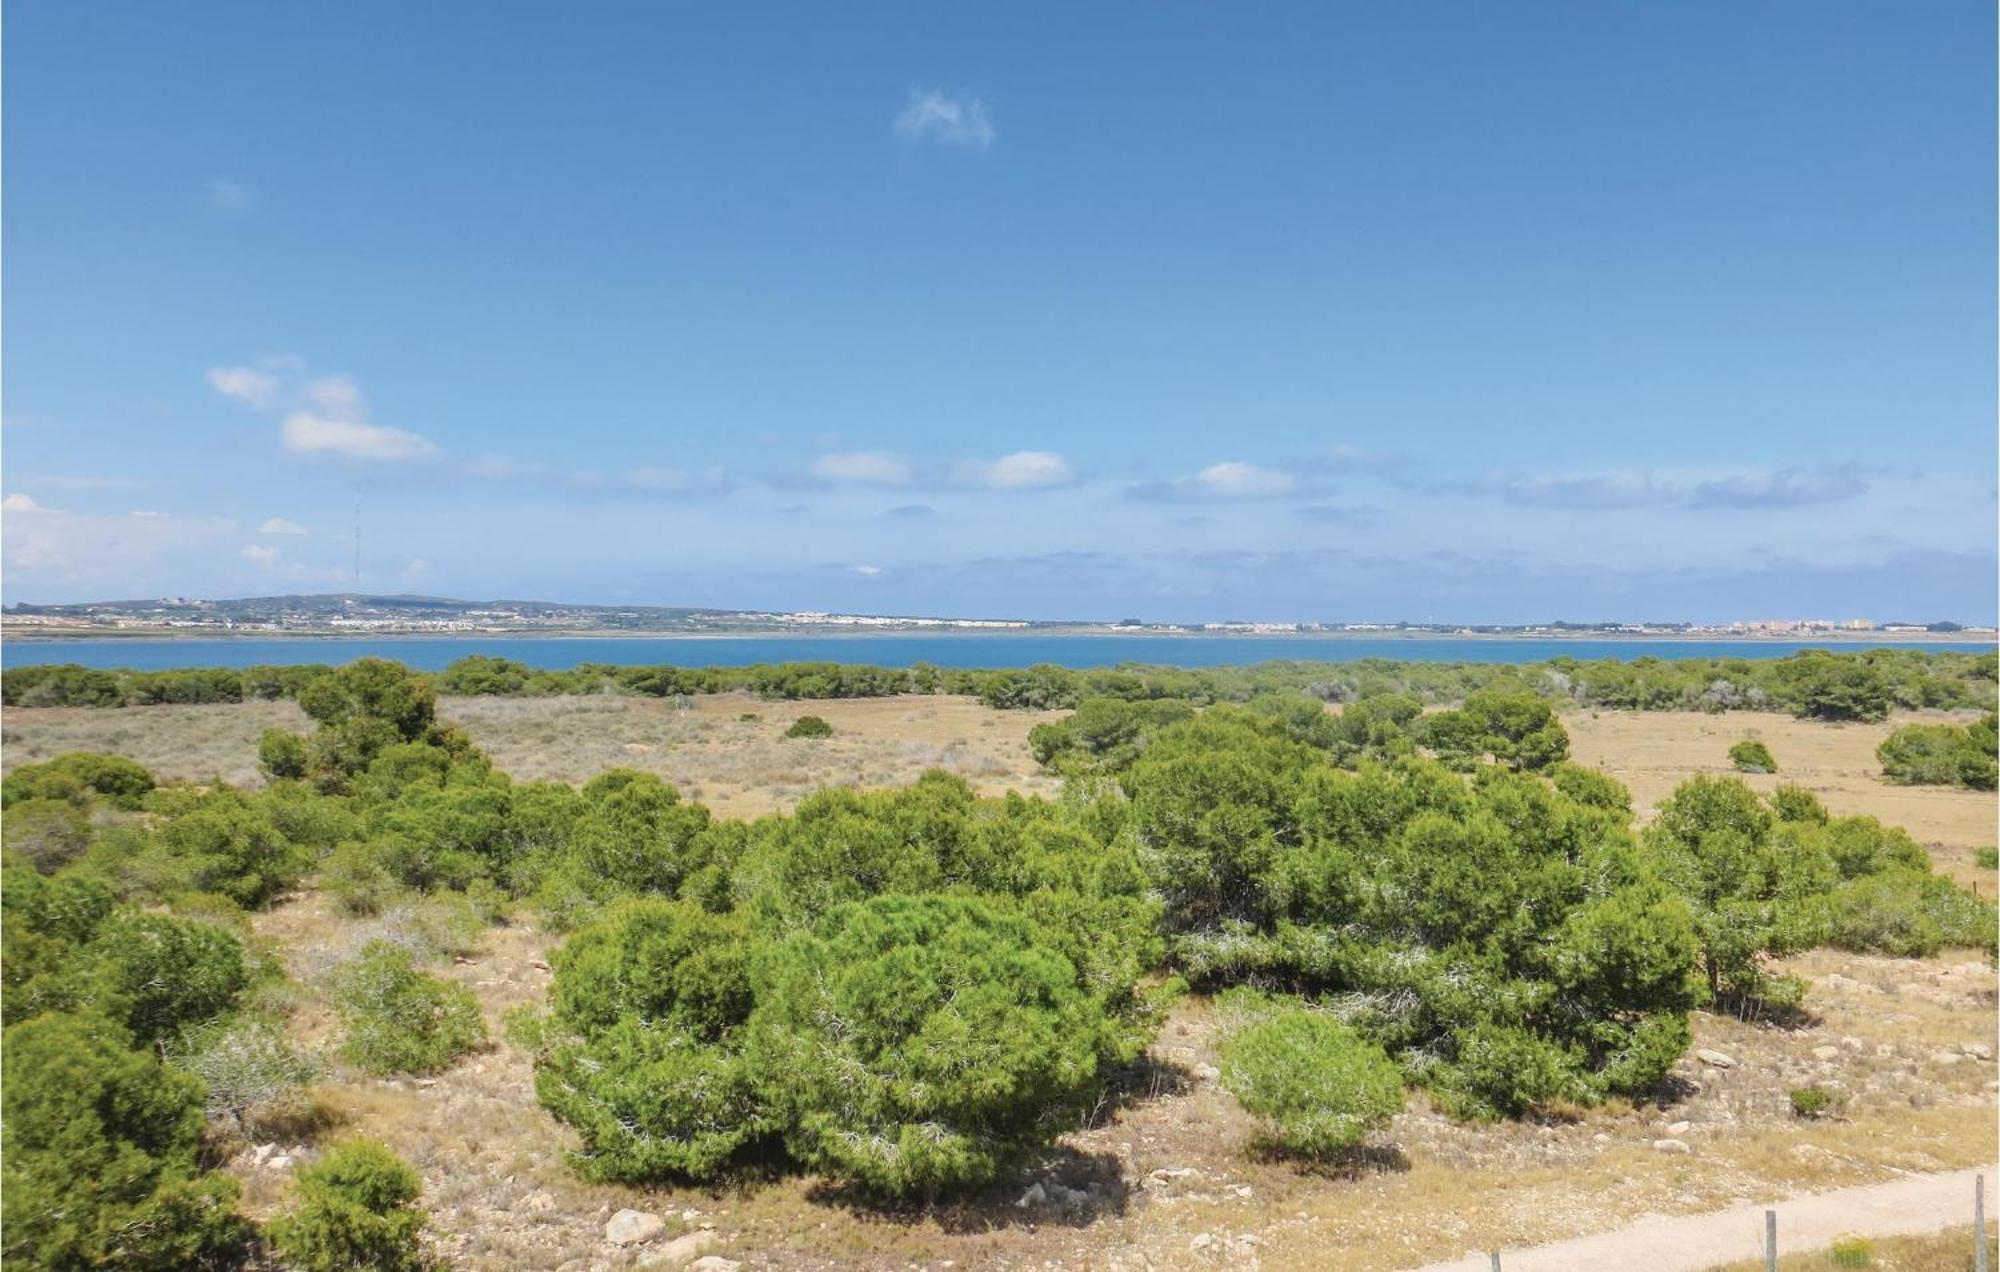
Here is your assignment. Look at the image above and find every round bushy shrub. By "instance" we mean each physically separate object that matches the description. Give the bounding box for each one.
[2,1013,249,1269]
[784,714,833,739]
[745,893,1119,1197]
[259,728,310,780]
[267,1139,432,1272]
[332,941,485,1076]
[1728,739,1777,774]
[89,911,251,1046]
[1218,1005,1404,1156]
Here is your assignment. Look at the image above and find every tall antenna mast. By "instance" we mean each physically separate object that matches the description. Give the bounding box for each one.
[353,499,361,593]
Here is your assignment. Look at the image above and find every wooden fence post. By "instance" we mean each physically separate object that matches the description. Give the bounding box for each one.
[1976,1174,1988,1272]
[1765,1209,1777,1272]
[1489,1253,1501,1272]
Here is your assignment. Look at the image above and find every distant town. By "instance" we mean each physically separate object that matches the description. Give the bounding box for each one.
[1,594,1989,641]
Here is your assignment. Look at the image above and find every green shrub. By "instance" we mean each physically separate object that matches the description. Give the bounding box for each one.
[1829,1235,1873,1267]
[1547,762,1633,813]
[267,1139,432,1272]
[324,842,401,916]
[1878,719,1997,790]
[1218,1003,1404,1156]
[2,1013,249,1269]
[1789,1084,1839,1119]
[89,911,253,1045]
[3,751,157,809]
[1823,869,1996,957]
[1977,847,1998,870]
[260,728,310,780]
[149,788,309,907]
[1728,739,1776,773]
[2,797,93,872]
[784,714,833,739]
[332,941,485,1076]
[745,893,1123,1196]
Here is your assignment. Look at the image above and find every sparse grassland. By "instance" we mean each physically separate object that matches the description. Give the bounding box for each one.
[1705,1226,1997,1271]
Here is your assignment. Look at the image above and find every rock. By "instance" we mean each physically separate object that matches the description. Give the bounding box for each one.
[1149,1167,1198,1182]
[1811,1045,1840,1061]
[1960,1042,1995,1060]
[268,1155,293,1170]
[1695,1049,1736,1069]
[1652,1139,1691,1155]
[1190,1233,1217,1252]
[1593,1132,1613,1143]
[1193,1063,1221,1083]
[251,1143,275,1166]
[605,1209,666,1246]
[1840,1036,1864,1053]
[1016,1183,1046,1209]
[517,1190,556,1214]
[1232,1184,1253,1199]
[1935,1051,1965,1067]
[686,1260,740,1272]
[1665,1121,1691,1136]
[637,1231,721,1267]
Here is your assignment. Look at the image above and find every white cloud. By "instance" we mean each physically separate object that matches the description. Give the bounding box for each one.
[207,365,281,409]
[403,558,430,582]
[956,450,1074,490]
[208,178,256,213]
[209,358,436,464]
[241,544,280,568]
[811,451,913,487]
[259,517,309,535]
[281,412,438,462]
[852,564,885,577]
[2,494,47,512]
[894,89,996,148]
[1127,461,1299,502]
[129,510,169,519]
[304,375,366,419]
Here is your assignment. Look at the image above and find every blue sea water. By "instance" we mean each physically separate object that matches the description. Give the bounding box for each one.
[0,634,1981,673]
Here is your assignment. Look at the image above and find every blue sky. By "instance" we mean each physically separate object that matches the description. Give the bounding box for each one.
[4,1,1994,622]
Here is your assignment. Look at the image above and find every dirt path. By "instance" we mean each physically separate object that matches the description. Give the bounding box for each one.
[1410,1165,1996,1272]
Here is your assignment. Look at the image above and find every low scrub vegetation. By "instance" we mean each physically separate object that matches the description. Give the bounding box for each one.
[3,651,1993,1240]
[1729,739,1777,773]
[1877,713,1997,790]
[8,647,1993,723]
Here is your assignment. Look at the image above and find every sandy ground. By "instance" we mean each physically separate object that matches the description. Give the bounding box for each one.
[1416,1167,1996,1272]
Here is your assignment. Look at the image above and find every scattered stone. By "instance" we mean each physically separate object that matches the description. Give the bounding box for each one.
[1232,1185,1253,1199]
[251,1143,275,1166]
[1695,1049,1736,1069]
[1592,1132,1613,1144]
[1190,1233,1217,1252]
[268,1155,293,1170]
[1811,1045,1840,1061]
[1652,1139,1691,1155]
[1149,1167,1198,1182]
[686,1260,740,1272]
[1665,1121,1691,1136]
[1193,1063,1221,1084]
[639,1230,721,1267]
[1840,1036,1864,1053]
[1960,1042,1994,1061]
[1935,1051,1965,1067]
[605,1209,666,1246]
[517,1191,556,1214]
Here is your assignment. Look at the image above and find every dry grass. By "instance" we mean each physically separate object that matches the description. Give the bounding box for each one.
[441,692,1064,818]
[0,698,308,789]
[1704,1225,1997,1271]
[1565,709,1998,887]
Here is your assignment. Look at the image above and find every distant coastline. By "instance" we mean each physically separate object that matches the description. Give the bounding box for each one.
[5,625,1994,645]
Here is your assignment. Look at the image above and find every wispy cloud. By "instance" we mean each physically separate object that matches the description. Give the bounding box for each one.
[811,451,913,487]
[207,178,256,214]
[241,543,280,568]
[2,494,49,513]
[954,450,1074,490]
[1431,465,1870,511]
[894,89,996,148]
[259,517,309,535]
[1127,461,1303,502]
[207,365,282,409]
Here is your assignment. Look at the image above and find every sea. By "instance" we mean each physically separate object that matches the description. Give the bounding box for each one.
[0,634,1982,673]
